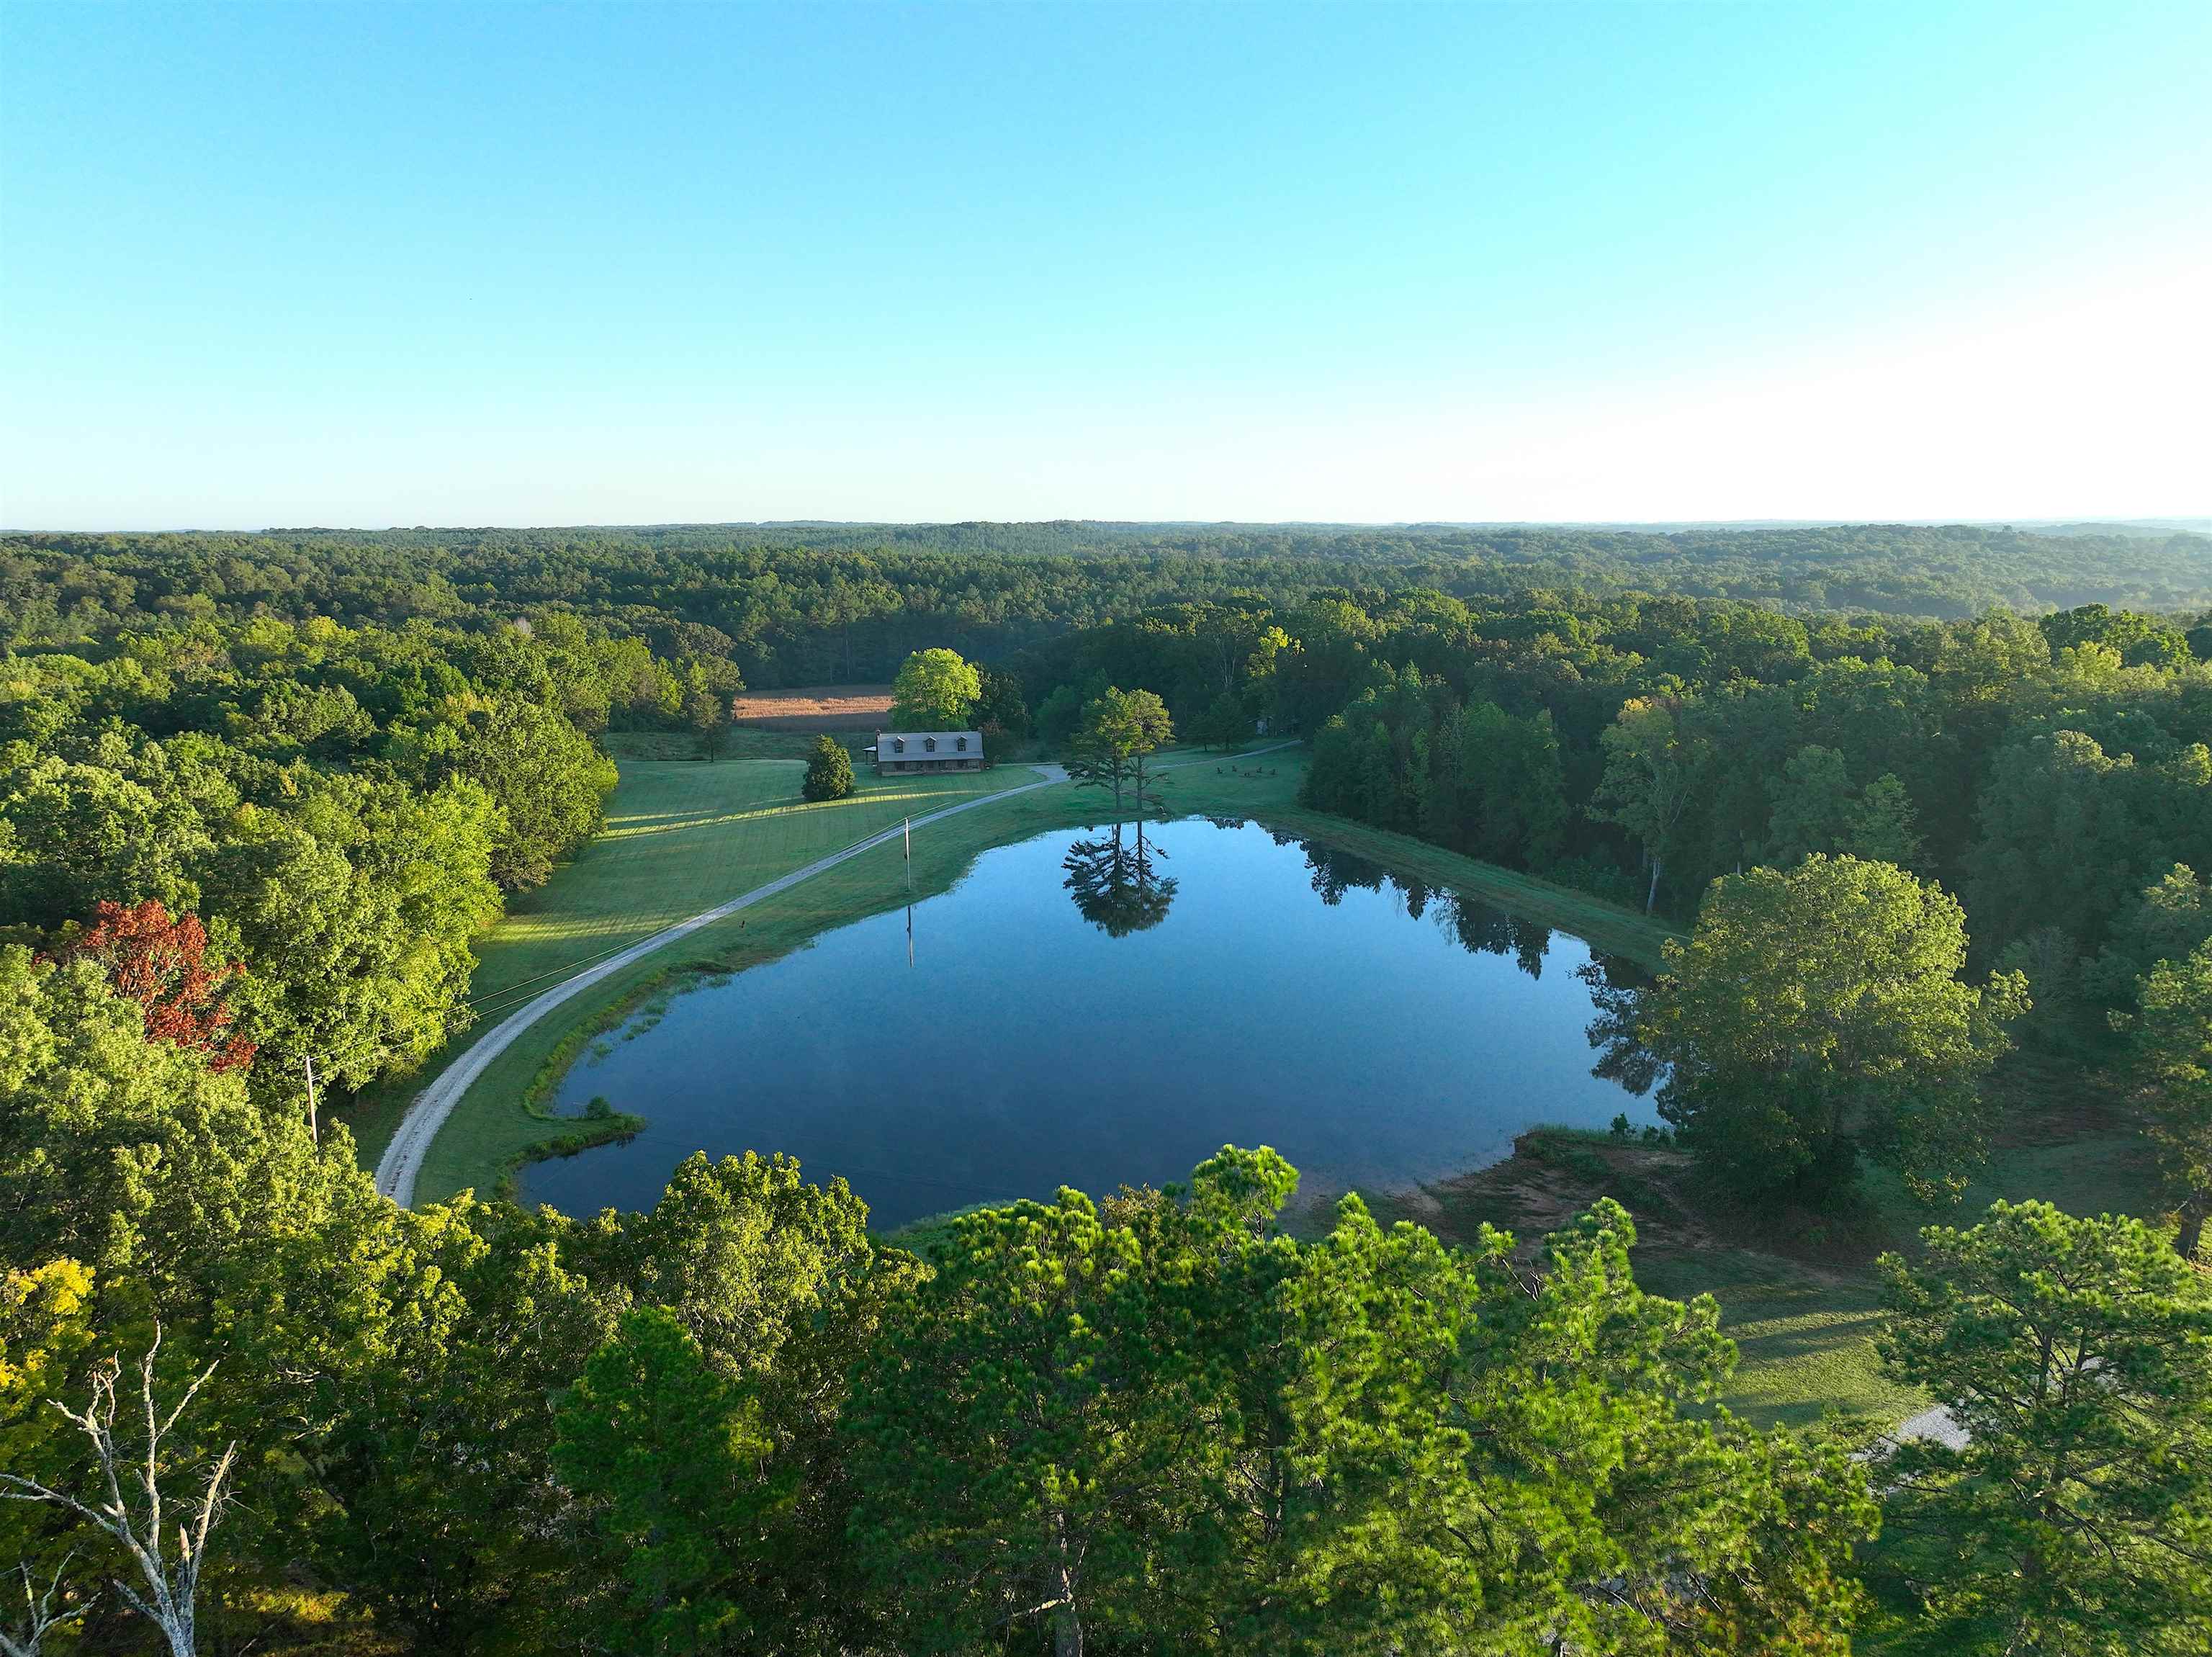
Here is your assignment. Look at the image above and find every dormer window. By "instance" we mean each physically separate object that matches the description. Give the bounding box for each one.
[924,737,938,752]
[892,738,904,753]
[956,736,968,751]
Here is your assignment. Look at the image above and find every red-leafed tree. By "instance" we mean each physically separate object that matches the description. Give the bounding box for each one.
[56,899,257,1072]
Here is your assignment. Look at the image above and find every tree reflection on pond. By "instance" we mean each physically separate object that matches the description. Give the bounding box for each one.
[1062,820,1179,937]
[1579,959,1665,1095]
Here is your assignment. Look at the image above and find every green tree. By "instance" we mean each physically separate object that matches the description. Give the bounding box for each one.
[1872,1202,2212,1656]
[2089,863,2212,1009]
[2129,938,2212,1259]
[800,735,855,802]
[608,1151,907,1648]
[684,686,729,761]
[1763,744,1858,866]
[393,696,617,889]
[2038,602,2192,670]
[1428,700,1570,866]
[889,648,981,730]
[1966,730,2148,959]
[0,752,212,930]
[1034,675,1107,751]
[1593,696,1707,913]
[1066,687,1173,818]
[1765,747,1925,868]
[1848,771,1925,865]
[206,776,502,1090]
[0,944,602,1651]
[309,1195,621,1653]
[843,1184,1168,1656]
[973,665,1030,740]
[1197,686,1247,752]
[1640,856,2028,1203]
[554,1307,772,1656]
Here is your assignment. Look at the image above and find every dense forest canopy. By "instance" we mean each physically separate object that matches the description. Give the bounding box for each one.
[5,522,2208,688]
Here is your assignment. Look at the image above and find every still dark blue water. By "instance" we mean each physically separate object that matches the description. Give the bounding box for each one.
[521,819,1657,1229]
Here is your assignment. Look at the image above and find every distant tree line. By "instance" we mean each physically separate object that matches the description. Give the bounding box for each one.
[6,522,2210,689]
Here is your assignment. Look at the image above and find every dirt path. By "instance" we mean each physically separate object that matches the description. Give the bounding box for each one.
[374,742,1296,1207]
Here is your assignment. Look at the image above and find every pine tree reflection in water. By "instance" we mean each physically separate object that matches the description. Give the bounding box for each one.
[1061,820,1178,938]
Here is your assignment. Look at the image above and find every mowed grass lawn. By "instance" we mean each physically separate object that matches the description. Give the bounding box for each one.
[468,756,1015,1007]
[1645,1114,2164,1431]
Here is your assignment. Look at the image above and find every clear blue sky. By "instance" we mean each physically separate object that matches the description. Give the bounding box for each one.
[3,1,2206,528]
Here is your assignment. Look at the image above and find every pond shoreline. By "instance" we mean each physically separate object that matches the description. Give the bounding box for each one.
[367,749,1675,1207]
[518,812,1660,1229]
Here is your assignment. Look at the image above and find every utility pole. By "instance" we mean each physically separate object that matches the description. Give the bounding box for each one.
[904,815,912,894]
[304,1054,320,1146]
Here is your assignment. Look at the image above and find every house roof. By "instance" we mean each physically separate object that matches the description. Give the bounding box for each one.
[875,730,981,758]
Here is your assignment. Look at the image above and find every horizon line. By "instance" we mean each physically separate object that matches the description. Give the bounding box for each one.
[6,514,2209,537]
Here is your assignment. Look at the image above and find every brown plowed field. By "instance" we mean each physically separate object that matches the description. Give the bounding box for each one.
[729,683,894,732]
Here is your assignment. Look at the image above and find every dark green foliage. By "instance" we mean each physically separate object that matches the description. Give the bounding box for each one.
[1871,1203,2212,1655]
[799,734,854,801]
[1197,685,1248,750]
[2128,938,2212,1259]
[974,663,1031,739]
[553,1306,768,1654]
[8,524,2208,685]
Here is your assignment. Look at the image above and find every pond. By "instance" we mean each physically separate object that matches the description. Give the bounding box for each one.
[521,817,1658,1230]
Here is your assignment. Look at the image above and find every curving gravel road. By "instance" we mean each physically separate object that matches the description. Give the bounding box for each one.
[374,744,1297,1207]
